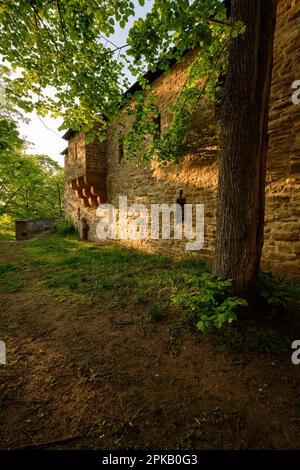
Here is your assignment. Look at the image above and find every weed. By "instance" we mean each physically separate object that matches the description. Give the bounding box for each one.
[168,343,181,357]
[146,305,164,322]
[0,309,27,335]
[175,257,211,274]
[172,273,247,332]
[212,323,291,355]
[257,271,300,309]
[198,407,228,426]
[45,376,58,389]
[77,361,113,385]
[0,262,25,293]
[134,292,149,304]
[177,427,202,450]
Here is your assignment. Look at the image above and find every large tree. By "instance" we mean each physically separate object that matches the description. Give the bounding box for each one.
[0,0,279,297]
[212,0,278,298]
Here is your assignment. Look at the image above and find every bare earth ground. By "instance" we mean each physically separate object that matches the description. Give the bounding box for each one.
[0,234,300,450]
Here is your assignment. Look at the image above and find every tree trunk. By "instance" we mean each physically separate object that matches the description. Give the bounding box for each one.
[213,0,278,299]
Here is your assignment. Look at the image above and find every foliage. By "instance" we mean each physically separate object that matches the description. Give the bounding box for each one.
[0,0,143,136]
[128,0,229,68]
[0,115,23,156]
[122,88,160,162]
[147,304,163,322]
[0,0,243,153]
[257,271,300,309]
[52,218,76,236]
[0,214,15,239]
[124,1,247,164]
[0,112,64,221]
[171,272,248,332]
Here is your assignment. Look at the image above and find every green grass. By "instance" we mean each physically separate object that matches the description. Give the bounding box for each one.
[0,262,25,293]
[0,232,14,241]
[1,232,297,357]
[0,263,18,275]
[146,304,164,322]
[21,234,209,311]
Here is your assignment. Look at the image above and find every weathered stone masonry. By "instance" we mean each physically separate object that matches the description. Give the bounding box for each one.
[15,218,56,241]
[64,0,299,276]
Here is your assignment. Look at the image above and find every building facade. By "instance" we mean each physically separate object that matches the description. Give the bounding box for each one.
[64,0,300,276]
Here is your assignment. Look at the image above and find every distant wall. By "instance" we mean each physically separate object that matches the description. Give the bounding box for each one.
[15,218,56,241]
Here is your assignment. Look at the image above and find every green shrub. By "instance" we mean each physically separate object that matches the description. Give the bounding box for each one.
[257,271,300,309]
[52,218,75,236]
[171,273,248,332]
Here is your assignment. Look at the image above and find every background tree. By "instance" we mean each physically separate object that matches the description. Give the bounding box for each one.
[0,116,64,223]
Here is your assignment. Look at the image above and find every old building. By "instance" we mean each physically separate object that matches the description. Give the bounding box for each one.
[64,0,300,276]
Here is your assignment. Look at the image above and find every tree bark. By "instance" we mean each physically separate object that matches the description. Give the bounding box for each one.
[213,0,278,298]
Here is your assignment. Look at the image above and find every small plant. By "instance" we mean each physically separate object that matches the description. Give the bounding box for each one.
[171,273,247,333]
[147,305,163,322]
[257,271,300,309]
[168,343,181,357]
[134,292,148,304]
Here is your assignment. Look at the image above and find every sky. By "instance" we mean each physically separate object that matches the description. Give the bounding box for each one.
[17,0,154,166]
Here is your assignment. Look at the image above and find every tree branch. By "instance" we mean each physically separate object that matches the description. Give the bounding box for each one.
[30,2,61,54]
[56,0,66,38]
[208,17,227,26]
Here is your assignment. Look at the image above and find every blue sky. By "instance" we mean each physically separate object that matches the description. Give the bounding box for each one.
[18,0,154,166]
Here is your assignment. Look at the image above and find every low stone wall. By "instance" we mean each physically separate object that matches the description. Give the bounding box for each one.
[15,218,56,241]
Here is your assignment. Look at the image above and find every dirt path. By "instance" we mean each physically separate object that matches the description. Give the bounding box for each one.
[0,239,300,450]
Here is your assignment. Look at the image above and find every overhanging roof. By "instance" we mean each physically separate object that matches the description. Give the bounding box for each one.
[62,129,76,141]
[60,147,68,155]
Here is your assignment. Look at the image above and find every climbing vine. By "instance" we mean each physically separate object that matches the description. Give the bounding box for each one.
[123,13,246,165]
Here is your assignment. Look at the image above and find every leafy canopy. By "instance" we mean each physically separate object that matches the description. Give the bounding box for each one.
[0,1,246,162]
[0,1,231,133]
[0,0,140,134]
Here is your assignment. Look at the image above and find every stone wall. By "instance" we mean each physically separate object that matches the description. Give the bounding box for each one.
[104,49,219,258]
[15,218,56,241]
[263,0,300,274]
[64,0,300,276]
